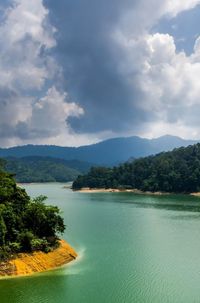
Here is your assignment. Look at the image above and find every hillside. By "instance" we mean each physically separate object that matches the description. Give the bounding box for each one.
[0,162,66,260]
[0,135,197,166]
[72,143,200,193]
[4,157,92,183]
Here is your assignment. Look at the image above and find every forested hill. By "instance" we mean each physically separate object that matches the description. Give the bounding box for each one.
[0,160,65,260]
[72,143,200,193]
[4,157,92,183]
[0,135,197,166]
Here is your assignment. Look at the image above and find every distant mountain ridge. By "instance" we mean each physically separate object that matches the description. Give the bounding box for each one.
[0,135,198,166]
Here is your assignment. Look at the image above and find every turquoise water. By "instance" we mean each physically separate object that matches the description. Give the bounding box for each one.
[1,183,200,302]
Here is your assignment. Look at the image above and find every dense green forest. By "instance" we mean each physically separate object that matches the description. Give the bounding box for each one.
[72,143,200,193]
[0,160,65,260]
[5,156,91,183]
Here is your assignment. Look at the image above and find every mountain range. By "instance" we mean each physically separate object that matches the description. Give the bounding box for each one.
[0,135,198,166]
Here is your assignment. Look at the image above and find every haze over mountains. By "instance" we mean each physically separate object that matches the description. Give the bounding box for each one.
[0,135,198,166]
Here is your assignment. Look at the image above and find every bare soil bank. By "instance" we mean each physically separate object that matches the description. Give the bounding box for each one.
[0,240,77,277]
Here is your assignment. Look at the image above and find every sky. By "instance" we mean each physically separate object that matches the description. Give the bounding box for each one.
[1,0,200,147]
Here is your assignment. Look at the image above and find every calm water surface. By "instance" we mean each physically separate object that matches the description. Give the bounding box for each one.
[1,183,200,303]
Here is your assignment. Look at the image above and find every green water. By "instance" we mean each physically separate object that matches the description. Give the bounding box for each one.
[1,183,200,303]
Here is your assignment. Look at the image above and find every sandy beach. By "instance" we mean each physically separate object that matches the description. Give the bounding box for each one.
[190,192,200,197]
[75,187,169,195]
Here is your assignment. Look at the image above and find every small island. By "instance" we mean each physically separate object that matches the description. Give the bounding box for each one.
[0,160,77,277]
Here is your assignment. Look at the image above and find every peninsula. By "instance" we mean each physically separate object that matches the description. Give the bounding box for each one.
[0,160,77,277]
[0,240,77,277]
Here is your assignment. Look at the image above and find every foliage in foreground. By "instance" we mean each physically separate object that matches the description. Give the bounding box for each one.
[0,163,65,260]
[72,143,200,193]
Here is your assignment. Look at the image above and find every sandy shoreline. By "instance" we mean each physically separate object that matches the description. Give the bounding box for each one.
[190,192,200,197]
[0,240,77,278]
[75,188,169,195]
[75,188,200,196]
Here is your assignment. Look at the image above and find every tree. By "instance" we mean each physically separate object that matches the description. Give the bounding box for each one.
[72,143,200,194]
[0,165,66,259]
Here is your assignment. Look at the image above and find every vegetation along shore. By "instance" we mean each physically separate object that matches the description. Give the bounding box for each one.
[0,160,77,277]
[76,187,168,195]
[72,143,200,194]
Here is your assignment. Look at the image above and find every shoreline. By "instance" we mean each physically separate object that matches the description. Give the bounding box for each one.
[190,192,200,197]
[75,188,200,196]
[17,181,73,185]
[75,188,170,195]
[0,240,77,278]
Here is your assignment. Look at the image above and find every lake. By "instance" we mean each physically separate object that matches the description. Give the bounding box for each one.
[1,183,200,303]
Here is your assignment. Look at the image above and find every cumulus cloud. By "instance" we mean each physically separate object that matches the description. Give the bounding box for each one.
[0,0,56,89]
[1,0,200,146]
[42,0,200,140]
[16,87,84,139]
[0,0,84,146]
[165,0,200,16]
[114,27,200,137]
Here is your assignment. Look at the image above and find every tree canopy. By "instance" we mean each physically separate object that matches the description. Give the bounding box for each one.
[4,156,88,183]
[0,163,65,260]
[72,143,200,193]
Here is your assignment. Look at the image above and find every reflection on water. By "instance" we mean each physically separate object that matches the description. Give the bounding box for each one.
[127,200,200,212]
[1,183,200,303]
[166,213,200,220]
[84,191,200,213]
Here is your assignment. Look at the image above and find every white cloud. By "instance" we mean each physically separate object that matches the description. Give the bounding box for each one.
[0,0,57,89]
[117,0,200,39]
[2,0,55,46]
[1,0,200,146]
[111,0,200,140]
[0,0,85,146]
[139,121,200,140]
[115,30,200,139]
[27,86,84,138]
[165,0,200,17]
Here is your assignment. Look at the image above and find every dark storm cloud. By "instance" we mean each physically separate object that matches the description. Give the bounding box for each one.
[43,0,152,133]
[1,0,200,146]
